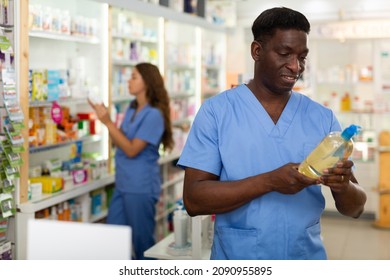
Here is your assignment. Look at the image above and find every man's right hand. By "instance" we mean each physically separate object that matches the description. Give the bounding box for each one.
[269,163,320,194]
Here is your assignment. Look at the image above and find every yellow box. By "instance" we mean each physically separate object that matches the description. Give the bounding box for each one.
[29,177,63,193]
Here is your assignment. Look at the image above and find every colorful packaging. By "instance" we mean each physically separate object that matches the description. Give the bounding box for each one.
[29,176,63,193]
[71,169,88,185]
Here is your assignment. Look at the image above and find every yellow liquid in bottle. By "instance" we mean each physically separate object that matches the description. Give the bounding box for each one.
[298,133,353,179]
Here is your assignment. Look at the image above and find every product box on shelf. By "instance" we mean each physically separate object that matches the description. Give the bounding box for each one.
[29,182,43,200]
[31,69,48,101]
[29,176,63,193]
[71,169,88,185]
[47,70,61,101]
[77,112,101,135]
[0,218,8,242]
[0,241,12,260]
[90,188,107,216]
[42,158,62,175]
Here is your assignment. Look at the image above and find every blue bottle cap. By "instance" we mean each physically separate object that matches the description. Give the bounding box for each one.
[341,124,362,140]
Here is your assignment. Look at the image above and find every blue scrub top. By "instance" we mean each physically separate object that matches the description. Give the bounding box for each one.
[178,84,341,259]
[115,104,164,197]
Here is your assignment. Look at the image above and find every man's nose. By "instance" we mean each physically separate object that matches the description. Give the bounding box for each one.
[286,57,301,73]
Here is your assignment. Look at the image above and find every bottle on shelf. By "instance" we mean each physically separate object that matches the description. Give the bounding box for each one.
[57,204,64,220]
[329,91,339,112]
[173,202,189,248]
[340,92,351,112]
[63,201,71,221]
[298,124,361,179]
[49,206,57,220]
[167,200,192,256]
[208,214,215,247]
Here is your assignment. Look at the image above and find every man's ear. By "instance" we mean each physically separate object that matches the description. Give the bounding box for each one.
[251,40,262,60]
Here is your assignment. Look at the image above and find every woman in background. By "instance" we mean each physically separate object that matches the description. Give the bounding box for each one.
[89,62,174,259]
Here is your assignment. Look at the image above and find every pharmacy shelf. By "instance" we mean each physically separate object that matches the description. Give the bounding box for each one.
[29,30,100,44]
[112,58,138,66]
[17,174,115,214]
[172,117,193,127]
[17,0,109,260]
[156,173,184,222]
[90,209,108,223]
[170,93,196,99]
[316,81,374,86]
[107,148,180,166]
[169,64,196,71]
[161,173,185,190]
[93,0,226,32]
[111,95,133,103]
[29,135,102,153]
[204,64,220,71]
[111,32,157,43]
[30,98,89,107]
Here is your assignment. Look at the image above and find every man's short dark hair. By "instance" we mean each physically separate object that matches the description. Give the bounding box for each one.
[252,7,310,42]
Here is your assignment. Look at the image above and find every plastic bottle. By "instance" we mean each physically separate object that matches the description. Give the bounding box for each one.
[63,201,71,221]
[208,214,215,247]
[173,203,189,248]
[57,204,64,221]
[50,206,57,220]
[344,92,351,111]
[43,208,50,218]
[298,124,361,179]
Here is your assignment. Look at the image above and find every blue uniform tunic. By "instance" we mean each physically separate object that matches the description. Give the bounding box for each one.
[108,103,164,260]
[177,84,341,260]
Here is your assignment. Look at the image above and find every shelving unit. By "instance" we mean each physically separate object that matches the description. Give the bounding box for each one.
[200,28,227,102]
[110,6,162,102]
[29,134,102,153]
[107,6,183,242]
[16,149,183,259]
[104,0,226,253]
[165,20,200,127]
[10,0,227,259]
[0,0,18,260]
[105,3,227,245]
[155,150,183,240]
[27,0,109,157]
[308,21,390,218]
[28,30,100,44]
[14,0,111,260]
[16,174,114,259]
[19,176,114,214]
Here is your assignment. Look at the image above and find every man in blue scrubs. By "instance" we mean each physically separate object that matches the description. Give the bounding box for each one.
[177,7,367,259]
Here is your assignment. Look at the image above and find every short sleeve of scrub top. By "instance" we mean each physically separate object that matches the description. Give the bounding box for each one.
[133,108,164,146]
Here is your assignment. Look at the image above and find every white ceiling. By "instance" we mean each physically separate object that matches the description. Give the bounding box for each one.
[232,0,390,26]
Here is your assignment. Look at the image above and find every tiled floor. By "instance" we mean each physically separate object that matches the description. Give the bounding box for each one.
[321,214,390,259]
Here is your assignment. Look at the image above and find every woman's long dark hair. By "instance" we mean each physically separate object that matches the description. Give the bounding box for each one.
[133,63,174,152]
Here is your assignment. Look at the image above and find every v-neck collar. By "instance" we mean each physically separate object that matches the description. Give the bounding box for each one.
[130,103,150,123]
[240,84,301,138]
